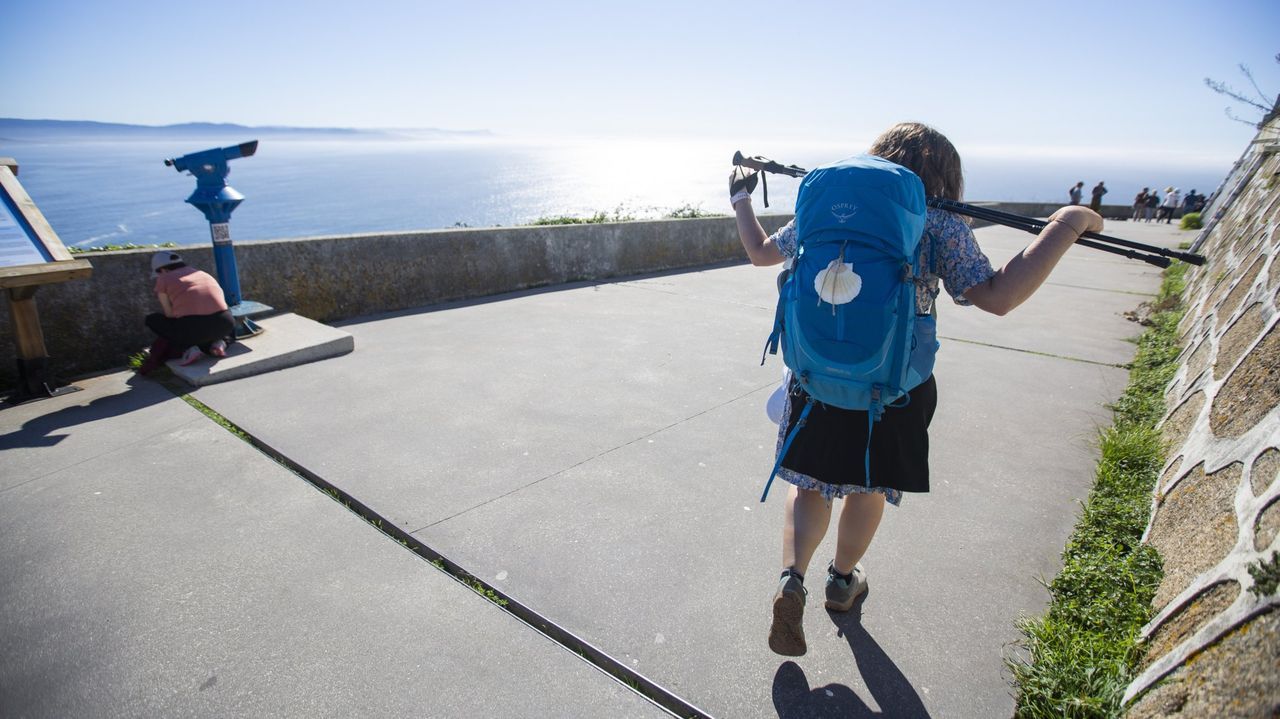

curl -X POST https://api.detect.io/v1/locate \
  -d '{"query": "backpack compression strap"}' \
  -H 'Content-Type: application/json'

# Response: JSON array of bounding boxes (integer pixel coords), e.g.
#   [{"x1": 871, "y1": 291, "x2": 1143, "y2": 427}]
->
[
  {"x1": 761, "y1": 394, "x2": 815, "y2": 502},
  {"x1": 761, "y1": 307, "x2": 784, "y2": 364}
]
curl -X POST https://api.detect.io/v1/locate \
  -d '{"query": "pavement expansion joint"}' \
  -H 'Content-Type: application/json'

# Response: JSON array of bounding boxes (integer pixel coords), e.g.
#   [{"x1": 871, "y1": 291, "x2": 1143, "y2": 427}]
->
[
  {"x1": 154, "y1": 376, "x2": 714, "y2": 719},
  {"x1": 1041, "y1": 280, "x2": 1154, "y2": 296},
  {"x1": 416, "y1": 379, "x2": 779, "y2": 533},
  {"x1": 936, "y1": 335, "x2": 1129, "y2": 368}
]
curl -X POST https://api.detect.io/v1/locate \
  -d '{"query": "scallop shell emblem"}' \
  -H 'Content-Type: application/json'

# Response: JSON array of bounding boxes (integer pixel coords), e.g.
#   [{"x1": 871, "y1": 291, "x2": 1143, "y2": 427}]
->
[{"x1": 814, "y1": 259, "x2": 861, "y2": 305}]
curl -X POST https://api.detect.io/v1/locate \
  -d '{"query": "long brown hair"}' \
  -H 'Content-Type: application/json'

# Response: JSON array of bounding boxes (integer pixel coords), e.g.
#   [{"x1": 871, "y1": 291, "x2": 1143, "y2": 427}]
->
[{"x1": 868, "y1": 122, "x2": 964, "y2": 201}]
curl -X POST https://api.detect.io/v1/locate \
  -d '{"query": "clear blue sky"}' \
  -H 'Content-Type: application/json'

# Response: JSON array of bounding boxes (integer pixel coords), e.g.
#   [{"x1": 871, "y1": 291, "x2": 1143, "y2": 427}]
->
[{"x1": 5, "y1": 0, "x2": 1278, "y2": 166}]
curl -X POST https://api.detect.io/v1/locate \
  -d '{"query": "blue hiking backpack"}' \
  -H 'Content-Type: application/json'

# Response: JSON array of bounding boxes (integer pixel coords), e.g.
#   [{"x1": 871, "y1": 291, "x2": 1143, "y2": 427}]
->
[{"x1": 760, "y1": 154, "x2": 937, "y2": 501}]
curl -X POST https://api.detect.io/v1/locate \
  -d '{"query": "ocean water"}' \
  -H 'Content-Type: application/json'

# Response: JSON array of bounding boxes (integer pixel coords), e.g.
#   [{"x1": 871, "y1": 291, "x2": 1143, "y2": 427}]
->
[{"x1": 0, "y1": 136, "x2": 1233, "y2": 249}]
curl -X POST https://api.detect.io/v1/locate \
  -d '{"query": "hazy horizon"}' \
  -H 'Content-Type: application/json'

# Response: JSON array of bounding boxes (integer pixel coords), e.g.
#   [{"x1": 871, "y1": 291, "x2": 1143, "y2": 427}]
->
[
  {"x1": 6, "y1": 0, "x2": 1277, "y2": 177},
  {"x1": 7, "y1": 132, "x2": 1234, "y2": 252}
]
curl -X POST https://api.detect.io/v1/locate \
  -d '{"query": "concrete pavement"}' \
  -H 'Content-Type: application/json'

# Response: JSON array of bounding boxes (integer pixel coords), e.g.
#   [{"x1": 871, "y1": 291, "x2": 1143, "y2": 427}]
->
[
  {"x1": 0, "y1": 373, "x2": 669, "y2": 717},
  {"x1": 1, "y1": 219, "x2": 1191, "y2": 717}
]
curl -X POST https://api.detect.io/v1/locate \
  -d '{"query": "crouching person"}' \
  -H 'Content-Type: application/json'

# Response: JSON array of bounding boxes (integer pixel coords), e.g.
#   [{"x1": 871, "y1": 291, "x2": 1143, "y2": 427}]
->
[{"x1": 138, "y1": 251, "x2": 234, "y2": 374}]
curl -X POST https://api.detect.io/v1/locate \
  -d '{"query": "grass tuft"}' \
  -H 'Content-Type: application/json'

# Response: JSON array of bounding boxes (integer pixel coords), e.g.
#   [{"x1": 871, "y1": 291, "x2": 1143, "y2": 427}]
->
[
  {"x1": 1248, "y1": 552, "x2": 1280, "y2": 597},
  {"x1": 179, "y1": 394, "x2": 247, "y2": 439},
  {"x1": 1008, "y1": 262, "x2": 1188, "y2": 717}
]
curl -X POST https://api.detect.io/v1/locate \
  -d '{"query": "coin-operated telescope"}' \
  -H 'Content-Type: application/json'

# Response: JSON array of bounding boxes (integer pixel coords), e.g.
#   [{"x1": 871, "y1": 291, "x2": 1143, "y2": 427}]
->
[{"x1": 164, "y1": 140, "x2": 270, "y2": 337}]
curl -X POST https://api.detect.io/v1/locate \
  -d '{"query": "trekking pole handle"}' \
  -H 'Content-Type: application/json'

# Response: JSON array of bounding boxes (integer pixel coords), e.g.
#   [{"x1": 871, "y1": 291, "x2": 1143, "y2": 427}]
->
[{"x1": 732, "y1": 151, "x2": 808, "y2": 178}]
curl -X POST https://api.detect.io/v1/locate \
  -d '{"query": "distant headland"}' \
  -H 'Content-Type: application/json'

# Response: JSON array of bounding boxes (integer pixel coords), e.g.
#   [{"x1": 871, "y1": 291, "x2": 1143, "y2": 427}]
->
[{"x1": 0, "y1": 118, "x2": 493, "y2": 142}]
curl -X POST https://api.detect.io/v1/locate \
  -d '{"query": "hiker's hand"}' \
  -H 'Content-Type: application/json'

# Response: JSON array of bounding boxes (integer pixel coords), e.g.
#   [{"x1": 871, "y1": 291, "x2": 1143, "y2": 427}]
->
[
  {"x1": 729, "y1": 166, "x2": 758, "y2": 203},
  {"x1": 1048, "y1": 206, "x2": 1103, "y2": 235}
]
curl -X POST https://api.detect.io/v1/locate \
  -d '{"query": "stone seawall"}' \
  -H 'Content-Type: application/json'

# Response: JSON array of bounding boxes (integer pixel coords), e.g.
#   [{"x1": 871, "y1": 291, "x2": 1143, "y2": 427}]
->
[
  {"x1": 1124, "y1": 118, "x2": 1280, "y2": 715},
  {"x1": 0, "y1": 215, "x2": 791, "y2": 390},
  {"x1": 0, "y1": 198, "x2": 1143, "y2": 393},
  {"x1": 967, "y1": 201, "x2": 1139, "y2": 223}
]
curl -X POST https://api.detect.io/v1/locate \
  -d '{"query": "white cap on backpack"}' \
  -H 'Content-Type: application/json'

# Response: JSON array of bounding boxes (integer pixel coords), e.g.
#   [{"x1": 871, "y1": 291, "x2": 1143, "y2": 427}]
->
[{"x1": 151, "y1": 251, "x2": 183, "y2": 276}]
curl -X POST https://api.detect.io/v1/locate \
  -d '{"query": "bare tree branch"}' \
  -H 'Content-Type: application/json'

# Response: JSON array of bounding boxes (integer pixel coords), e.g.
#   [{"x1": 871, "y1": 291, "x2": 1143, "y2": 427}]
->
[
  {"x1": 1224, "y1": 107, "x2": 1260, "y2": 126},
  {"x1": 1205, "y1": 54, "x2": 1279, "y2": 128},
  {"x1": 1204, "y1": 77, "x2": 1273, "y2": 113},
  {"x1": 1238, "y1": 64, "x2": 1272, "y2": 106}
]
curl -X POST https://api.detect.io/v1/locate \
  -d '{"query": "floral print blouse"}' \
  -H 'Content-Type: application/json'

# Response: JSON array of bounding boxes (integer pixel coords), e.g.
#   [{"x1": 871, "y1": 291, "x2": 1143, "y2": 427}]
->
[{"x1": 770, "y1": 208, "x2": 996, "y2": 314}]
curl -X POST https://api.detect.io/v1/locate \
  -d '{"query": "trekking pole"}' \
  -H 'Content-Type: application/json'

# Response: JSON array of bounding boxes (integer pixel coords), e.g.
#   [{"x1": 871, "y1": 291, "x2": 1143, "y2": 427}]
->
[
  {"x1": 732, "y1": 152, "x2": 1206, "y2": 268},
  {"x1": 926, "y1": 197, "x2": 1204, "y2": 266},
  {"x1": 925, "y1": 199, "x2": 1173, "y2": 268}
]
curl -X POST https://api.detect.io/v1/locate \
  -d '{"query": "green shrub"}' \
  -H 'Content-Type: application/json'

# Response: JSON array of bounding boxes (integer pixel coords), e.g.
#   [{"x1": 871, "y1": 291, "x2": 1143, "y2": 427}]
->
[
  {"x1": 1179, "y1": 212, "x2": 1202, "y2": 230},
  {"x1": 69, "y1": 241, "x2": 177, "y2": 254},
  {"x1": 664, "y1": 203, "x2": 724, "y2": 219},
  {"x1": 529, "y1": 206, "x2": 635, "y2": 226}
]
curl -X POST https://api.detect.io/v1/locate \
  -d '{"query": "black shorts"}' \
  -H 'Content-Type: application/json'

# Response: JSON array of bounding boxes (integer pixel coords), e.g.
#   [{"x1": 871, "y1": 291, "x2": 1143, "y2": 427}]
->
[{"x1": 779, "y1": 376, "x2": 938, "y2": 493}]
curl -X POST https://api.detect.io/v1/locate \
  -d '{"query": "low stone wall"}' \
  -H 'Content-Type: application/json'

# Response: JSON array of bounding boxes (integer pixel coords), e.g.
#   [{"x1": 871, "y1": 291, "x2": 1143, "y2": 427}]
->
[
  {"x1": 1123, "y1": 118, "x2": 1280, "y2": 715},
  {"x1": 967, "y1": 201, "x2": 1137, "y2": 223},
  {"x1": 0, "y1": 215, "x2": 791, "y2": 390},
  {"x1": 0, "y1": 197, "x2": 1146, "y2": 393}
]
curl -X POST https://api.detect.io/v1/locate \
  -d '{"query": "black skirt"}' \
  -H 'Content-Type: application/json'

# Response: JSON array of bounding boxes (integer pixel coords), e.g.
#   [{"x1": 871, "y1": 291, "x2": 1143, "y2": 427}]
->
[{"x1": 778, "y1": 376, "x2": 938, "y2": 493}]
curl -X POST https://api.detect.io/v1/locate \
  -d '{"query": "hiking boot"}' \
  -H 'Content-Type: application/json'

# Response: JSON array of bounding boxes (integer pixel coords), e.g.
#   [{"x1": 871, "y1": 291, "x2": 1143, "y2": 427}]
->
[
  {"x1": 179, "y1": 346, "x2": 204, "y2": 366},
  {"x1": 768, "y1": 572, "x2": 807, "y2": 656},
  {"x1": 209, "y1": 339, "x2": 227, "y2": 358},
  {"x1": 825, "y1": 561, "x2": 867, "y2": 612}
]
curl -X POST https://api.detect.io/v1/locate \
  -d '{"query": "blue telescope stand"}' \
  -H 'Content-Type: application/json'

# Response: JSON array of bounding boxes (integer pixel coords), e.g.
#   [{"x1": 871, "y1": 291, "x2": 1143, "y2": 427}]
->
[{"x1": 164, "y1": 140, "x2": 271, "y2": 338}]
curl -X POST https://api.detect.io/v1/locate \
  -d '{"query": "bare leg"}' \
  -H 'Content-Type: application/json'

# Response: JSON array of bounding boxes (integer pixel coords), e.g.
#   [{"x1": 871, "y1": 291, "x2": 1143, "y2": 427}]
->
[
  {"x1": 832, "y1": 492, "x2": 886, "y2": 574},
  {"x1": 782, "y1": 485, "x2": 833, "y2": 576}
]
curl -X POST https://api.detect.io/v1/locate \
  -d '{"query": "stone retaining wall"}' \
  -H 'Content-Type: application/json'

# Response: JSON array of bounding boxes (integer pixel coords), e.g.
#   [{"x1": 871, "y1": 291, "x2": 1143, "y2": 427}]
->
[{"x1": 1124, "y1": 117, "x2": 1280, "y2": 715}]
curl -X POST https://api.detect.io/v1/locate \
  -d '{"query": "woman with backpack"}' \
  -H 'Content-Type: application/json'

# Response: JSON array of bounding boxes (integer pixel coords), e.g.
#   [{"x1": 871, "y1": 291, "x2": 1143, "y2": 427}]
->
[{"x1": 729, "y1": 122, "x2": 1103, "y2": 657}]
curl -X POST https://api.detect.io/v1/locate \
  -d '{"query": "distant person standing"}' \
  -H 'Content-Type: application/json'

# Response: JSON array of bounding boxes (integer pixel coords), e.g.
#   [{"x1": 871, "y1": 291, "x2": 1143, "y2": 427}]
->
[
  {"x1": 1182, "y1": 190, "x2": 1200, "y2": 215},
  {"x1": 1144, "y1": 189, "x2": 1160, "y2": 222},
  {"x1": 1132, "y1": 187, "x2": 1149, "y2": 221},
  {"x1": 1068, "y1": 181, "x2": 1084, "y2": 205},
  {"x1": 1089, "y1": 181, "x2": 1108, "y2": 212},
  {"x1": 1159, "y1": 187, "x2": 1181, "y2": 224}
]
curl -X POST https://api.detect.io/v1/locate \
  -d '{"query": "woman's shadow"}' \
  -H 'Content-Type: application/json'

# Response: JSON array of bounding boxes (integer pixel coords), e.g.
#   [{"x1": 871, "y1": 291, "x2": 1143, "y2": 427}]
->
[
  {"x1": 0, "y1": 374, "x2": 174, "y2": 451},
  {"x1": 772, "y1": 596, "x2": 931, "y2": 718}
]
